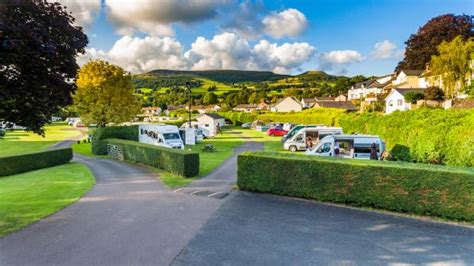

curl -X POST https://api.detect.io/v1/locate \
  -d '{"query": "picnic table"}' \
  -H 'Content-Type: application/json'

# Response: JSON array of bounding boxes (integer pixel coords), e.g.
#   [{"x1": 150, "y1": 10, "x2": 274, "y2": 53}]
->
[{"x1": 202, "y1": 144, "x2": 216, "y2": 152}]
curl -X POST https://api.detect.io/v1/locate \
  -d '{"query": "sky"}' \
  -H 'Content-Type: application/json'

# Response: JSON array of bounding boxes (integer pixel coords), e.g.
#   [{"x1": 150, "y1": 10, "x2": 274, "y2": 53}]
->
[{"x1": 56, "y1": 0, "x2": 472, "y2": 77}]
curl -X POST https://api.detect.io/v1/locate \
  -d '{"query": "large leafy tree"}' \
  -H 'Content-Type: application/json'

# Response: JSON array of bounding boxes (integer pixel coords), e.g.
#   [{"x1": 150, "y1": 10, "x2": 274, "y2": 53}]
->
[
  {"x1": 429, "y1": 36, "x2": 474, "y2": 98},
  {"x1": 396, "y1": 14, "x2": 472, "y2": 71},
  {"x1": 0, "y1": 0, "x2": 88, "y2": 134},
  {"x1": 73, "y1": 60, "x2": 140, "y2": 127}
]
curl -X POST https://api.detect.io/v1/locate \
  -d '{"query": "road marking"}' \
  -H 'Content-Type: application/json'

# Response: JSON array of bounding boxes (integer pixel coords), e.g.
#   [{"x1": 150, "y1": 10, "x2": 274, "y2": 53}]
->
[
  {"x1": 207, "y1": 192, "x2": 225, "y2": 198},
  {"x1": 190, "y1": 189, "x2": 207, "y2": 195},
  {"x1": 174, "y1": 188, "x2": 186, "y2": 193}
]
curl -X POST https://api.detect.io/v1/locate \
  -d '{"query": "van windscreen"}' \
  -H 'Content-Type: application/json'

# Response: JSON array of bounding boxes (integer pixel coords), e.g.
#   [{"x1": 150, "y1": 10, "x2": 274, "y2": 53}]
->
[{"x1": 163, "y1": 133, "x2": 181, "y2": 140}]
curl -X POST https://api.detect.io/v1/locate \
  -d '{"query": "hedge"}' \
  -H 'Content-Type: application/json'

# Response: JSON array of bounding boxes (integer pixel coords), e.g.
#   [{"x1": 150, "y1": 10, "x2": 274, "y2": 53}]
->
[
  {"x1": 92, "y1": 125, "x2": 138, "y2": 154},
  {"x1": 339, "y1": 108, "x2": 474, "y2": 167},
  {"x1": 238, "y1": 152, "x2": 474, "y2": 221},
  {"x1": 102, "y1": 138, "x2": 199, "y2": 177},
  {"x1": 0, "y1": 148, "x2": 73, "y2": 177}
]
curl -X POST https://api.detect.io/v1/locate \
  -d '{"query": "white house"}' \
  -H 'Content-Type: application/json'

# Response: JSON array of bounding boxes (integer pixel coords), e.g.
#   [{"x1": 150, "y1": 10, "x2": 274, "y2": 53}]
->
[
  {"x1": 196, "y1": 113, "x2": 226, "y2": 128},
  {"x1": 272, "y1": 97, "x2": 303, "y2": 112},
  {"x1": 392, "y1": 70, "x2": 424, "y2": 88},
  {"x1": 348, "y1": 74, "x2": 394, "y2": 101},
  {"x1": 301, "y1": 98, "x2": 316, "y2": 108},
  {"x1": 385, "y1": 88, "x2": 425, "y2": 114},
  {"x1": 141, "y1": 107, "x2": 162, "y2": 116}
]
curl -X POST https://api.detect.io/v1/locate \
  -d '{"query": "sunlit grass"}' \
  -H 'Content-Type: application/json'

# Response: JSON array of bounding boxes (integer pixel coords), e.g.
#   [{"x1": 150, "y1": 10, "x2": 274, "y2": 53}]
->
[{"x1": 0, "y1": 163, "x2": 95, "y2": 237}]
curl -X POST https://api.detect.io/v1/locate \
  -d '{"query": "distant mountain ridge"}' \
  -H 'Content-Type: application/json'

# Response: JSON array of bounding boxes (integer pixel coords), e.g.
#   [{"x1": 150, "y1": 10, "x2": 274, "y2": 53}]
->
[{"x1": 144, "y1": 69, "x2": 291, "y2": 83}]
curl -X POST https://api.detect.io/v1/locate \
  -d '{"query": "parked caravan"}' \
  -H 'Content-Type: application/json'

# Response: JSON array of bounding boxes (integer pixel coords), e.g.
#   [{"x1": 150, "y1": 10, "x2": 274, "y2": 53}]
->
[
  {"x1": 180, "y1": 122, "x2": 212, "y2": 138},
  {"x1": 305, "y1": 134, "x2": 385, "y2": 160},
  {"x1": 281, "y1": 124, "x2": 325, "y2": 143},
  {"x1": 283, "y1": 127, "x2": 343, "y2": 152},
  {"x1": 139, "y1": 124, "x2": 184, "y2": 149}
]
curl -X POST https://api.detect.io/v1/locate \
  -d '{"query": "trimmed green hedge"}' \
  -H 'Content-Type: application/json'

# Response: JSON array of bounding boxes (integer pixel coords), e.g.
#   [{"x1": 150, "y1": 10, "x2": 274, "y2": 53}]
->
[
  {"x1": 0, "y1": 148, "x2": 73, "y2": 176},
  {"x1": 103, "y1": 139, "x2": 199, "y2": 177},
  {"x1": 238, "y1": 152, "x2": 474, "y2": 221},
  {"x1": 339, "y1": 108, "x2": 474, "y2": 167},
  {"x1": 92, "y1": 126, "x2": 138, "y2": 154}
]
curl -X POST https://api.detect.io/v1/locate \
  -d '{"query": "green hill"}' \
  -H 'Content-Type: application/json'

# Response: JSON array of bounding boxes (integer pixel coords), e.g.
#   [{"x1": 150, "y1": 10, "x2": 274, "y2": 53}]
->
[
  {"x1": 296, "y1": 70, "x2": 339, "y2": 82},
  {"x1": 145, "y1": 69, "x2": 290, "y2": 83}
]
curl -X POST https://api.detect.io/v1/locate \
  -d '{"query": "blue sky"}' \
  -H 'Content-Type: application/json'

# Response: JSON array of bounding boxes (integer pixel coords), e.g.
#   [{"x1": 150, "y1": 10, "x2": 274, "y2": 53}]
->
[{"x1": 66, "y1": 0, "x2": 472, "y2": 77}]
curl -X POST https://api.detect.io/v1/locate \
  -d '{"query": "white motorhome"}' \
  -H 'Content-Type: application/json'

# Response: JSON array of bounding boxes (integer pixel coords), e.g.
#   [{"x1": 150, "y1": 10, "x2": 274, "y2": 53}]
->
[
  {"x1": 283, "y1": 127, "x2": 343, "y2": 152},
  {"x1": 305, "y1": 134, "x2": 385, "y2": 160},
  {"x1": 138, "y1": 124, "x2": 184, "y2": 149},
  {"x1": 180, "y1": 121, "x2": 212, "y2": 138}
]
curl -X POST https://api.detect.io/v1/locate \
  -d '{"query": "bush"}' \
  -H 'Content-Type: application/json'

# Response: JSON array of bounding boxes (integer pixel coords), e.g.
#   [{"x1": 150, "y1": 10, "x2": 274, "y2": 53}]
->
[
  {"x1": 0, "y1": 148, "x2": 73, "y2": 176},
  {"x1": 238, "y1": 152, "x2": 474, "y2": 221},
  {"x1": 103, "y1": 139, "x2": 199, "y2": 177},
  {"x1": 0, "y1": 130, "x2": 5, "y2": 138},
  {"x1": 424, "y1": 86, "x2": 444, "y2": 100},
  {"x1": 404, "y1": 91, "x2": 425, "y2": 103},
  {"x1": 92, "y1": 125, "x2": 138, "y2": 154}
]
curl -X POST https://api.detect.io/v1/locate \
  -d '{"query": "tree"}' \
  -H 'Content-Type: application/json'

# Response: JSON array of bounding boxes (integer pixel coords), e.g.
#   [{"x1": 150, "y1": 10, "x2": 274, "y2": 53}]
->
[
  {"x1": 73, "y1": 60, "x2": 140, "y2": 127},
  {"x1": 202, "y1": 92, "x2": 218, "y2": 105},
  {"x1": 0, "y1": 0, "x2": 88, "y2": 134},
  {"x1": 423, "y1": 86, "x2": 444, "y2": 100},
  {"x1": 429, "y1": 36, "x2": 474, "y2": 98},
  {"x1": 404, "y1": 92, "x2": 424, "y2": 104},
  {"x1": 396, "y1": 14, "x2": 472, "y2": 71}
]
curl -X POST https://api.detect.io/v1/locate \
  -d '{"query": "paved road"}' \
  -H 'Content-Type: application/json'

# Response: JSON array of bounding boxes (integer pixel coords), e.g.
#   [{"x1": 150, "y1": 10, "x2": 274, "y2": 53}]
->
[
  {"x1": 0, "y1": 154, "x2": 223, "y2": 266},
  {"x1": 173, "y1": 192, "x2": 474, "y2": 265}
]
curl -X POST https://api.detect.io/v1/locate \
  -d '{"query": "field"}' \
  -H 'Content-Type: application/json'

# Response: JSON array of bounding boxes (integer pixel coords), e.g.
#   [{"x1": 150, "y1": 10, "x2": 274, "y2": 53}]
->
[
  {"x1": 0, "y1": 163, "x2": 95, "y2": 236},
  {"x1": 191, "y1": 78, "x2": 240, "y2": 95},
  {"x1": 0, "y1": 123, "x2": 82, "y2": 157}
]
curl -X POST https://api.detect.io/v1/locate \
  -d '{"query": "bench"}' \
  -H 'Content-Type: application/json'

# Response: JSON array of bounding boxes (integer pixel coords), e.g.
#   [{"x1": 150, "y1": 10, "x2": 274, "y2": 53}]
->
[{"x1": 202, "y1": 144, "x2": 216, "y2": 152}]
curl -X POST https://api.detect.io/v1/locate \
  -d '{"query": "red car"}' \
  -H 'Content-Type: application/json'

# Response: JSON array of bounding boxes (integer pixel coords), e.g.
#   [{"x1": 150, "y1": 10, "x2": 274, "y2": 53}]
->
[{"x1": 267, "y1": 127, "x2": 288, "y2": 136}]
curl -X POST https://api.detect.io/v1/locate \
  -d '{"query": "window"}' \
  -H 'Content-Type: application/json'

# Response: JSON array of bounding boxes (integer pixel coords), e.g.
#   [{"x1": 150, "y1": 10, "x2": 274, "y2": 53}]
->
[
  {"x1": 397, "y1": 99, "x2": 403, "y2": 106},
  {"x1": 294, "y1": 134, "x2": 304, "y2": 142},
  {"x1": 317, "y1": 142, "x2": 331, "y2": 153},
  {"x1": 335, "y1": 140, "x2": 353, "y2": 157},
  {"x1": 163, "y1": 133, "x2": 181, "y2": 140},
  {"x1": 388, "y1": 100, "x2": 393, "y2": 107}
]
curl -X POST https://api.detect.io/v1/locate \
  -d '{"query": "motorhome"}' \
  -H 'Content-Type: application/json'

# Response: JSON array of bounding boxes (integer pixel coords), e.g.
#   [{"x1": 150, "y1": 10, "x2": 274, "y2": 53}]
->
[
  {"x1": 305, "y1": 134, "x2": 385, "y2": 160},
  {"x1": 180, "y1": 122, "x2": 212, "y2": 138},
  {"x1": 138, "y1": 124, "x2": 184, "y2": 149},
  {"x1": 281, "y1": 124, "x2": 325, "y2": 143},
  {"x1": 283, "y1": 127, "x2": 343, "y2": 152}
]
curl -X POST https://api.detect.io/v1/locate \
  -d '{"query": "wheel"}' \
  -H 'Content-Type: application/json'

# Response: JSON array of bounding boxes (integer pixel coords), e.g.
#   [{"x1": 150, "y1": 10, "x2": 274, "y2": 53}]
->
[{"x1": 290, "y1": 146, "x2": 297, "y2": 152}]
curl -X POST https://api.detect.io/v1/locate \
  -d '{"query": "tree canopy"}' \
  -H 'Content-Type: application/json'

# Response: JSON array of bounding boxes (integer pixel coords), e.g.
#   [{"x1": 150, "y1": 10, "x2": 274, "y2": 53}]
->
[
  {"x1": 73, "y1": 60, "x2": 140, "y2": 127},
  {"x1": 0, "y1": 0, "x2": 88, "y2": 134},
  {"x1": 429, "y1": 36, "x2": 474, "y2": 98},
  {"x1": 396, "y1": 14, "x2": 472, "y2": 72}
]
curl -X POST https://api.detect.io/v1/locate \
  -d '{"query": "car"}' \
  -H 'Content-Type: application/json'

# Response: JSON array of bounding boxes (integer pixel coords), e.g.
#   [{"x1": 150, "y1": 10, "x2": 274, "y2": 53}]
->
[
  {"x1": 267, "y1": 127, "x2": 288, "y2": 136},
  {"x1": 241, "y1": 122, "x2": 251, "y2": 129}
]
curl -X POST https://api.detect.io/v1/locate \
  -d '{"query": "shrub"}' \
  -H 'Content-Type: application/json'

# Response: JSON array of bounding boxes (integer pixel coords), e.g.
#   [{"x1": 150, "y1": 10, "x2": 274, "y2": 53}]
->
[
  {"x1": 103, "y1": 139, "x2": 199, "y2": 177},
  {"x1": 0, "y1": 130, "x2": 5, "y2": 138},
  {"x1": 238, "y1": 152, "x2": 474, "y2": 221},
  {"x1": 424, "y1": 86, "x2": 444, "y2": 100},
  {"x1": 92, "y1": 125, "x2": 138, "y2": 154},
  {"x1": 0, "y1": 148, "x2": 73, "y2": 176},
  {"x1": 404, "y1": 91, "x2": 425, "y2": 103}
]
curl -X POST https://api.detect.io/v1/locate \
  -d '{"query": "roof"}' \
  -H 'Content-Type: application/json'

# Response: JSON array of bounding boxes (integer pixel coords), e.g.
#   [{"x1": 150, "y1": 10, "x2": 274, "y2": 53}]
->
[
  {"x1": 453, "y1": 99, "x2": 474, "y2": 109},
  {"x1": 314, "y1": 101, "x2": 358, "y2": 111},
  {"x1": 353, "y1": 80, "x2": 374, "y2": 89},
  {"x1": 197, "y1": 113, "x2": 225, "y2": 120},
  {"x1": 275, "y1": 96, "x2": 303, "y2": 106},
  {"x1": 314, "y1": 96, "x2": 335, "y2": 102},
  {"x1": 301, "y1": 98, "x2": 316, "y2": 103},
  {"x1": 400, "y1": 69, "x2": 424, "y2": 76},
  {"x1": 141, "y1": 107, "x2": 161, "y2": 110}
]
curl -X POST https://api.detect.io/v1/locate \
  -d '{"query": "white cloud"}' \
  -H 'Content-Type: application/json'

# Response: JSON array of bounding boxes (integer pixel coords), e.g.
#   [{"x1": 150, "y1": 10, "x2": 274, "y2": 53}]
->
[
  {"x1": 77, "y1": 36, "x2": 186, "y2": 73},
  {"x1": 262, "y1": 8, "x2": 308, "y2": 38},
  {"x1": 104, "y1": 0, "x2": 227, "y2": 36},
  {"x1": 51, "y1": 0, "x2": 101, "y2": 28},
  {"x1": 319, "y1": 50, "x2": 365, "y2": 75},
  {"x1": 78, "y1": 33, "x2": 315, "y2": 75},
  {"x1": 372, "y1": 40, "x2": 404, "y2": 59}
]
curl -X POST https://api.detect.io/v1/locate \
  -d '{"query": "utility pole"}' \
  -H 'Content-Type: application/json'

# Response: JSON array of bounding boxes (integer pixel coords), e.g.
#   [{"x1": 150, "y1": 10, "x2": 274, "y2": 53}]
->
[{"x1": 186, "y1": 82, "x2": 192, "y2": 127}]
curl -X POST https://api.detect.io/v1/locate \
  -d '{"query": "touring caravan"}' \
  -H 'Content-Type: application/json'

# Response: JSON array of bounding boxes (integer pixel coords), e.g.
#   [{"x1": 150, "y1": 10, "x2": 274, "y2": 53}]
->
[
  {"x1": 138, "y1": 124, "x2": 184, "y2": 149},
  {"x1": 180, "y1": 122, "x2": 212, "y2": 138},
  {"x1": 283, "y1": 127, "x2": 343, "y2": 152},
  {"x1": 305, "y1": 134, "x2": 385, "y2": 160},
  {"x1": 281, "y1": 124, "x2": 325, "y2": 143}
]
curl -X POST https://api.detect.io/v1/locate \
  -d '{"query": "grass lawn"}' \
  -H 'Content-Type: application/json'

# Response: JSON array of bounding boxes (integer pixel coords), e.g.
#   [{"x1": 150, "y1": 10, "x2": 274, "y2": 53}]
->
[
  {"x1": 239, "y1": 128, "x2": 286, "y2": 152},
  {"x1": 0, "y1": 163, "x2": 95, "y2": 237},
  {"x1": 72, "y1": 140, "x2": 108, "y2": 159},
  {"x1": 0, "y1": 122, "x2": 81, "y2": 157}
]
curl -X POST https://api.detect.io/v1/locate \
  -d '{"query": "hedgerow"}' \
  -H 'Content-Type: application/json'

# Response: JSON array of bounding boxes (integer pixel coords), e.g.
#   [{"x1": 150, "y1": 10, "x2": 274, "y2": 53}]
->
[
  {"x1": 238, "y1": 152, "x2": 474, "y2": 221},
  {"x1": 102, "y1": 138, "x2": 199, "y2": 177},
  {"x1": 0, "y1": 148, "x2": 73, "y2": 176},
  {"x1": 92, "y1": 125, "x2": 138, "y2": 154}
]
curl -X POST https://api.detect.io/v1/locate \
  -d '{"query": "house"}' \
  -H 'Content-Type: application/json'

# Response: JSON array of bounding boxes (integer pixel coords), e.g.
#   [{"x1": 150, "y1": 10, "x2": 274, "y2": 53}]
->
[
  {"x1": 334, "y1": 94, "x2": 348, "y2": 102},
  {"x1": 167, "y1": 105, "x2": 186, "y2": 111},
  {"x1": 233, "y1": 104, "x2": 258, "y2": 112},
  {"x1": 272, "y1": 97, "x2": 303, "y2": 112},
  {"x1": 313, "y1": 101, "x2": 358, "y2": 111},
  {"x1": 314, "y1": 96, "x2": 335, "y2": 102},
  {"x1": 301, "y1": 98, "x2": 316, "y2": 108},
  {"x1": 141, "y1": 107, "x2": 161, "y2": 116},
  {"x1": 348, "y1": 74, "x2": 394, "y2": 101},
  {"x1": 392, "y1": 70, "x2": 424, "y2": 88},
  {"x1": 257, "y1": 101, "x2": 270, "y2": 110},
  {"x1": 196, "y1": 113, "x2": 226, "y2": 128},
  {"x1": 385, "y1": 88, "x2": 425, "y2": 114}
]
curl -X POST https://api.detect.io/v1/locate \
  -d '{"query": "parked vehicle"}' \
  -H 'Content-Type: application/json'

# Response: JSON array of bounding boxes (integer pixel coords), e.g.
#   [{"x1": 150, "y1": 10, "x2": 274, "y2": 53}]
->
[
  {"x1": 241, "y1": 122, "x2": 252, "y2": 129},
  {"x1": 139, "y1": 124, "x2": 184, "y2": 149},
  {"x1": 283, "y1": 127, "x2": 343, "y2": 152},
  {"x1": 67, "y1": 117, "x2": 81, "y2": 126},
  {"x1": 180, "y1": 122, "x2": 212, "y2": 138},
  {"x1": 51, "y1": 116, "x2": 62, "y2": 122},
  {"x1": 305, "y1": 134, "x2": 385, "y2": 160},
  {"x1": 281, "y1": 124, "x2": 325, "y2": 143},
  {"x1": 179, "y1": 124, "x2": 205, "y2": 142},
  {"x1": 0, "y1": 121, "x2": 26, "y2": 130},
  {"x1": 267, "y1": 127, "x2": 288, "y2": 136}
]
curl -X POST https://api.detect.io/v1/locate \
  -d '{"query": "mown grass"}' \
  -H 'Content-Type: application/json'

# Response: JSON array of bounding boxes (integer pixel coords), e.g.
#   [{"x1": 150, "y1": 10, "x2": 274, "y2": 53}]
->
[
  {"x1": 0, "y1": 163, "x2": 95, "y2": 237},
  {"x1": 0, "y1": 122, "x2": 81, "y2": 157}
]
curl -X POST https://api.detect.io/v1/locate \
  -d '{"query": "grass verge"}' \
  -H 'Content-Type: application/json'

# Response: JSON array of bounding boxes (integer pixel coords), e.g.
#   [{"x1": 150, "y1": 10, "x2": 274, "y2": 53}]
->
[{"x1": 0, "y1": 163, "x2": 95, "y2": 237}]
